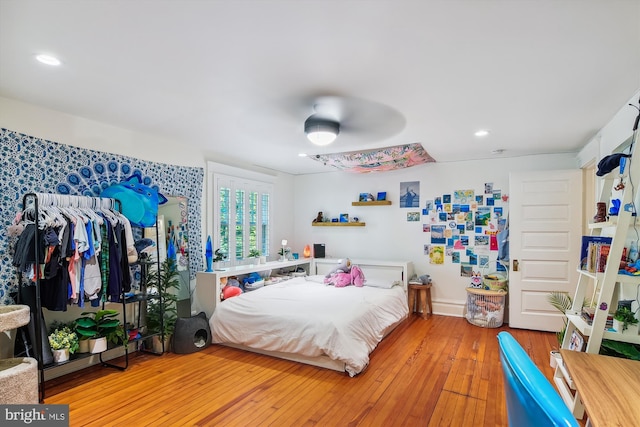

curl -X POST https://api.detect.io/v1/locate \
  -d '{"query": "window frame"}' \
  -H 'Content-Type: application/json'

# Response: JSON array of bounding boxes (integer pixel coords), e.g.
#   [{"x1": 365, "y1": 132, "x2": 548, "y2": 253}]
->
[{"x1": 207, "y1": 162, "x2": 274, "y2": 267}]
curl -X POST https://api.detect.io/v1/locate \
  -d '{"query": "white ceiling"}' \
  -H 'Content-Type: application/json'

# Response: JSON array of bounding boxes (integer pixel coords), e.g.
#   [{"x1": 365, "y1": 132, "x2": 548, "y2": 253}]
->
[{"x1": 1, "y1": 0, "x2": 639, "y2": 175}]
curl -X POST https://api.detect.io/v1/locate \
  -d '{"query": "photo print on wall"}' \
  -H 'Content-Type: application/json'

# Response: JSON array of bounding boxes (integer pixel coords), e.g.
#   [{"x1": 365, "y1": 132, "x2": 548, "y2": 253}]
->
[
  {"x1": 421, "y1": 182, "x2": 509, "y2": 276},
  {"x1": 400, "y1": 181, "x2": 419, "y2": 208}
]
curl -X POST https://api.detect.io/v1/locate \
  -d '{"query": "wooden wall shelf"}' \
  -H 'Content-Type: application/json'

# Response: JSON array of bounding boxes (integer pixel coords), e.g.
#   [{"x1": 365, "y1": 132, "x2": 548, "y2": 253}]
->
[
  {"x1": 312, "y1": 222, "x2": 366, "y2": 227},
  {"x1": 351, "y1": 201, "x2": 392, "y2": 206}
]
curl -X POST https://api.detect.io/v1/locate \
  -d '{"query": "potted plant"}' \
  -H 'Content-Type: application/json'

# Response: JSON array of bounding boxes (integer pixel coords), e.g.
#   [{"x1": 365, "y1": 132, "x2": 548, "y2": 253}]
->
[
  {"x1": 75, "y1": 309, "x2": 127, "y2": 354},
  {"x1": 213, "y1": 248, "x2": 226, "y2": 269},
  {"x1": 613, "y1": 307, "x2": 639, "y2": 333},
  {"x1": 248, "y1": 248, "x2": 261, "y2": 259},
  {"x1": 278, "y1": 247, "x2": 291, "y2": 261},
  {"x1": 547, "y1": 291, "x2": 574, "y2": 368},
  {"x1": 146, "y1": 257, "x2": 180, "y2": 353},
  {"x1": 48, "y1": 326, "x2": 79, "y2": 363},
  {"x1": 248, "y1": 248, "x2": 265, "y2": 264}
]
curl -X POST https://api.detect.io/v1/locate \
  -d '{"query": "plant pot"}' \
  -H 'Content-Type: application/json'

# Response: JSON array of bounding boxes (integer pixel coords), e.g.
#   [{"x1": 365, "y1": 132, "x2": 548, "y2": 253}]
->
[
  {"x1": 78, "y1": 339, "x2": 90, "y2": 353},
  {"x1": 52, "y1": 348, "x2": 70, "y2": 363},
  {"x1": 89, "y1": 337, "x2": 107, "y2": 354},
  {"x1": 613, "y1": 319, "x2": 624, "y2": 332},
  {"x1": 549, "y1": 350, "x2": 562, "y2": 368},
  {"x1": 259, "y1": 256, "x2": 267, "y2": 264},
  {"x1": 152, "y1": 335, "x2": 171, "y2": 353}
]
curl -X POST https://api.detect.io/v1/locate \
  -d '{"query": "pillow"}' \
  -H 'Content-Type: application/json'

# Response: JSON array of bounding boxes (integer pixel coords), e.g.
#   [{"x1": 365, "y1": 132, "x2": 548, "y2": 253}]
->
[{"x1": 364, "y1": 279, "x2": 401, "y2": 289}]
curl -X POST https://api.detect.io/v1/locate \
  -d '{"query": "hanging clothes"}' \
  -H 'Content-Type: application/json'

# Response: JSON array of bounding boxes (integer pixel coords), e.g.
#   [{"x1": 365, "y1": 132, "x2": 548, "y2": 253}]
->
[{"x1": 10, "y1": 193, "x2": 136, "y2": 310}]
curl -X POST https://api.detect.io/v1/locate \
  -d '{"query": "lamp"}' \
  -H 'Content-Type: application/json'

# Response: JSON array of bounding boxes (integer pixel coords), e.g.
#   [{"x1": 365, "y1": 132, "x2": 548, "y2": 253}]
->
[
  {"x1": 304, "y1": 115, "x2": 339, "y2": 146},
  {"x1": 281, "y1": 239, "x2": 287, "y2": 262}
]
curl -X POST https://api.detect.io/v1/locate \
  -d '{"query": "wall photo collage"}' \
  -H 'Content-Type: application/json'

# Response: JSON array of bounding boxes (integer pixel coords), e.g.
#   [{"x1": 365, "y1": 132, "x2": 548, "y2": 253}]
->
[{"x1": 416, "y1": 182, "x2": 508, "y2": 278}]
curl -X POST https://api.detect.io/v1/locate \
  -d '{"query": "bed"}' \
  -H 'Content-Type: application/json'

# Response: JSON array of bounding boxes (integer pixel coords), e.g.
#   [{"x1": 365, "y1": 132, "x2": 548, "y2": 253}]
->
[{"x1": 208, "y1": 259, "x2": 412, "y2": 376}]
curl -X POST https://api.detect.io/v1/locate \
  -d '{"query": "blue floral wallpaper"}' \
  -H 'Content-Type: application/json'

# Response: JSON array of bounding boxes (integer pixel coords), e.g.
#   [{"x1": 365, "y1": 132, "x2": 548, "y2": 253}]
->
[{"x1": 0, "y1": 128, "x2": 204, "y2": 305}]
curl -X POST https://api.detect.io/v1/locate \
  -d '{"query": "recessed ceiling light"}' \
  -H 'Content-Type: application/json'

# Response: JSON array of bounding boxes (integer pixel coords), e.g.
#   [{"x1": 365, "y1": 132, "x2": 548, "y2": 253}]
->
[
  {"x1": 35, "y1": 54, "x2": 61, "y2": 66},
  {"x1": 474, "y1": 129, "x2": 490, "y2": 137},
  {"x1": 298, "y1": 153, "x2": 307, "y2": 157}
]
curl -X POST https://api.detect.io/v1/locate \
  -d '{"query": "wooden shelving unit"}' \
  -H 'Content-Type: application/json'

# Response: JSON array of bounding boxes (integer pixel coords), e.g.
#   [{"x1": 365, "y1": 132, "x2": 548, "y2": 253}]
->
[
  {"x1": 311, "y1": 222, "x2": 366, "y2": 227},
  {"x1": 351, "y1": 201, "x2": 392, "y2": 206},
  {"x1": 554, "y1": 140, "x2": 640, "y2": 419}
]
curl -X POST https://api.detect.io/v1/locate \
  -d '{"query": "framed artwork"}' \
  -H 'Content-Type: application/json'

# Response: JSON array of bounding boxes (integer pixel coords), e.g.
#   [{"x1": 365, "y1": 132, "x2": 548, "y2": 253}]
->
[
  {"x1": 377, "y1": 191, "x2": 386, "y2": 201},
  {"x1": 339, "y1": 213, "x2": 349, "y2": 223},
  {"x1": 400, "y1": 181, "x2": 419, "y2": 208},
  {"x1": 359, "y1": 193, "x2": 368, "y2": 202},
  {"x1": 568, "y1": 329, "x2": 586, "y2": 352}
]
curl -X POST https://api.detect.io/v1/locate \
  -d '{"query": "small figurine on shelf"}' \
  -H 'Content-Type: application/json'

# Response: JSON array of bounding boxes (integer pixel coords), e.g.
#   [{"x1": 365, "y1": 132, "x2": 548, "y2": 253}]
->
[{"x1": 313, "y1": 211, "x2": 324, "y2": 223}]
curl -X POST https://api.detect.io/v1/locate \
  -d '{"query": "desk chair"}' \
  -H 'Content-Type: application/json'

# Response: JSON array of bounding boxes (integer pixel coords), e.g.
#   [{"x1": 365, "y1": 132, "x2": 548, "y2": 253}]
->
[{"x1": 497, "y1": 331, "x2": 579, "y2": 427}]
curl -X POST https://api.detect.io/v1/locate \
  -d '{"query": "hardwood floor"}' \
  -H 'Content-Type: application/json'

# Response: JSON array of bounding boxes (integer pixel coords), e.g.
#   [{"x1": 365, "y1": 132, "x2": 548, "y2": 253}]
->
[{"x1": 44, "y1": 315, "x2": 567, "y2": 426}]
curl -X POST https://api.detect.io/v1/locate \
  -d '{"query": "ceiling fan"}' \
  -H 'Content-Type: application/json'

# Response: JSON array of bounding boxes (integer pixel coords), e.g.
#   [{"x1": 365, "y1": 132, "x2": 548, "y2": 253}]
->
[{"x1": 286, "y1": 94, "x2": 407, "y2": 147}]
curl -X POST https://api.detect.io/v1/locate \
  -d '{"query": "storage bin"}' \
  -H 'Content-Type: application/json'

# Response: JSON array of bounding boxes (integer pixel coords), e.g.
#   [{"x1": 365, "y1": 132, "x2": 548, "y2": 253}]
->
[
  {"x1": 244, "y1": 280, "x2": 265, "y2": 291},
  {"x1": 481, "y1": 260, "x2": 509, "y2": 291},
  {"x1": 465, "y1": 288, "x2": 507, "y2": 328}
]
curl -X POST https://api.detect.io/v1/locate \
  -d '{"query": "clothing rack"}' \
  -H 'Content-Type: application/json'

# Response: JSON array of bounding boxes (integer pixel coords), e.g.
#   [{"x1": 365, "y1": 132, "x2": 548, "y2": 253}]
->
[{"x1": 18, "y1": 192, "x2": 160, "y2": 402}]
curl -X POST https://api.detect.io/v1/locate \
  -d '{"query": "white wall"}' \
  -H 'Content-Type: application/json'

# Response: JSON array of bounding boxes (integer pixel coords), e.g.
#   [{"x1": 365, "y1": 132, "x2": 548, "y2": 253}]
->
[
  {"x1": 0, "y1": 96, "x2": 297, "y2": 267},
  {"x1": 6, "y1": 93, "x2": 636, "y2": 318},
  {"x1": 578, "y1": 90, "x2": 640, "y2": 208},
  {"x1": 0, "y1": 96, "x2": 204, "y2": 168},
  {"x1": 293, "y1": 153, "x2": 579, "y2": 315}
]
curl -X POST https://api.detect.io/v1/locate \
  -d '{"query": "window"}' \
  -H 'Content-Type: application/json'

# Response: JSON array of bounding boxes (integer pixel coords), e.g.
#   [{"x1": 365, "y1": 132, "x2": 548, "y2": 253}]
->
[{"x1": 210, "y1": 164, "x2": 273, "y2": 266}]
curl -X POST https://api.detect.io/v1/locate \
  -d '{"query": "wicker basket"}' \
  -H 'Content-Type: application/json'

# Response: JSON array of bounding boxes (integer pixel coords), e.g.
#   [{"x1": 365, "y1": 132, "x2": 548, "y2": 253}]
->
[
  {"x1": 465, "y1": 288, "x2": 507, "y2": 328},
  {"x1": 481, "y1": 260, "x2": 509, "y2": 291}
]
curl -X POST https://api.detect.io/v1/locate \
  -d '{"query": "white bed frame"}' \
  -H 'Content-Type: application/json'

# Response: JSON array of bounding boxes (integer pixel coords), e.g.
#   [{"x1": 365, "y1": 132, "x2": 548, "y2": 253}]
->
[{"x1": 213, "y1": 258, "x2": 413, "y2": 374}]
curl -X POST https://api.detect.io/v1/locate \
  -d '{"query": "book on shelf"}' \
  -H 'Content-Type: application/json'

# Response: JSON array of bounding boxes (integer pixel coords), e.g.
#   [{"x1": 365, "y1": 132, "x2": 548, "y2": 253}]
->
[
  {"x1": 580, "y1": 235, "x2": 626, "y2": 273},
  {"x1": 581, "y1": 306, "x2": 613, "y2": 328},
  {"x1": 580, "y1": 236, "x2": 612, "y2": 271}
]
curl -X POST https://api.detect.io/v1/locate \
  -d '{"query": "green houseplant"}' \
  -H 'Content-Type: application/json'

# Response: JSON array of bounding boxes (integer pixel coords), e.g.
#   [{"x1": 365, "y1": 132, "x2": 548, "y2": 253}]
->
[
  {"x1": 75, "y1": 309, "x2": 127, "y2": 353},
  {"x1": 213, "y1": 249, "x2": 226, "y2": 262},
  {"x1": 248, "y1": 248, "x2": 261, "y2": 258},
  {"x1": 613, "y1": 307, "x2": 639, "y2": 332},
  {"x1": 547, "y1": 291, "x2": 574, "y2": 347},
  {"x1": 146, "y1": 257, "x2": 180, "y2": 352},
  {"x1": 213, "y1": 248, "x2": 226, "y2": 269}
]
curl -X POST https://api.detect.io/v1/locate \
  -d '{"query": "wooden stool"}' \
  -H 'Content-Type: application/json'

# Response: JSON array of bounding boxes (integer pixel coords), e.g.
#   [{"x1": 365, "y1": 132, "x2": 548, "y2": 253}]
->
[{"x1": 408, "y1": 283, "x2": 433, "y2": 318}]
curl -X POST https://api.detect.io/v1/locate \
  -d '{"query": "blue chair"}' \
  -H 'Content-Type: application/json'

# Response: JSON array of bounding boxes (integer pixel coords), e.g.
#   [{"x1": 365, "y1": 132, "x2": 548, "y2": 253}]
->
[{"x1": 497, "y1": 331, "x2": 579, "y2": 427}]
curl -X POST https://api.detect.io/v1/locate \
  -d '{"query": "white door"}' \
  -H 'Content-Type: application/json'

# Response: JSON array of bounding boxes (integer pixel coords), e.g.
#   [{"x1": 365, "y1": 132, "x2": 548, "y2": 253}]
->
[{"x1": 509, "y1": 169, "x2": 582, "y2": 331}]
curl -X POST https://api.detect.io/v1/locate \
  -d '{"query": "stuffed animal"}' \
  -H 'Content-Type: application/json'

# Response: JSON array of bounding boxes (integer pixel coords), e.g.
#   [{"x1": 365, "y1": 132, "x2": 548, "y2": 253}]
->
[
  {"x1": 313, "y1": 211, "x2": 324, "y2": 223},
  {"x1": 324, "y1": 262, "x2": 365, "y2": 287},
  {"x1": 325, "y1": 258, "x2": 351, "y2": 278},
  {"x1": 469, "y1": 272, "x2": 483, "y2": 289},
  {"x1": 220, "y1": 276, "x2": 243, "y2": 300},
  {"x1": 350, "y1": 265, "x2": 365, "y2": 287}
]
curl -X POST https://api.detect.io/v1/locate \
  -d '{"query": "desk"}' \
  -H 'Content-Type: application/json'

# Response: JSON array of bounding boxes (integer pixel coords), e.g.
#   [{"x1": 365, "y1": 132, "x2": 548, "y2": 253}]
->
[{"x1": 560, "y1": 350, "x2": 640, "y2": 427}]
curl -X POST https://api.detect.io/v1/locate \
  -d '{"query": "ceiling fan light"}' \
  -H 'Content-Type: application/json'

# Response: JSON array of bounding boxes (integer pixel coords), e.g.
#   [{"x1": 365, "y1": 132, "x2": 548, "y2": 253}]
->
[{"x1": 305, "y1": 116, "x2": 339, "y2": 146}]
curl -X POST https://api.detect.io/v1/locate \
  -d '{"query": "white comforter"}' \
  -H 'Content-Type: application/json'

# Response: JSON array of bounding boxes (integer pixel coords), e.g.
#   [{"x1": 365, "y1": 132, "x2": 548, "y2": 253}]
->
[{"x1": 209, "y1": 275, "x2": 408, "y2": 376}]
